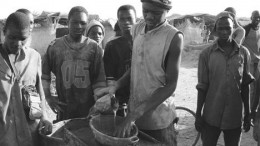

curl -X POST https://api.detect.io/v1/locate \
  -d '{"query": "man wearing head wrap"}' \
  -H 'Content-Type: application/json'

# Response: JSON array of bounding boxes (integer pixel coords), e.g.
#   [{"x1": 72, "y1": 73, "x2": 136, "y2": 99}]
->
[
  {"x1": 243, "y1": 10, "x2": 260, "y2": 123},
  {"x1": 16, "y1": 9, "x2": 34, "y2": 47},
  {"x1": 247, "y1": 10, "x2": 260, "y2": 146},
  {"x1": 86, "y1": 19, "x2": 105, "y2": 47},
  {"x1": 100, "y1": 0, "x2": 183, "y2": 145},
  {"x1": 224, "y1": 7, "x2": 245, "y2": 46},
  {"x1": 0, "y1": 12, "x2": 52, "y2": 146},
  {"x1": 42, "y1": 6, "x2": 106, "y2": 121},
  {"x1": 195, "y1": 11, "x2": 254, "y2": 146}
]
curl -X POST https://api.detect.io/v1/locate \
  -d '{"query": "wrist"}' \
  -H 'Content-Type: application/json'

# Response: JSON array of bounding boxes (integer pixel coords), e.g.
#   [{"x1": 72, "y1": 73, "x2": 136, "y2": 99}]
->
[{"x1": 127, "y1": 111, "x2": 142, "y2": 122}]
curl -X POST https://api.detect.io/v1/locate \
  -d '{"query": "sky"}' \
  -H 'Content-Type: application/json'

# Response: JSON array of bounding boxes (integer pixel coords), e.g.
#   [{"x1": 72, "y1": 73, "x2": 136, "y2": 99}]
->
[{"x1": 0, "y1": 0, "x2": 259, "y2": 19}]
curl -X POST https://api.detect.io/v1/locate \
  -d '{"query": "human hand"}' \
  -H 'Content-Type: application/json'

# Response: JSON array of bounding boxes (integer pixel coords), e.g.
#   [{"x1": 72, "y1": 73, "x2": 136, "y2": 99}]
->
[
  {"x1": 113, "y1": 116, "x2": 134, "y2": 138},
  {"x1": 39, "y1": 117, "x2": 53, "y2": 135},
  {"x1": 243, "y1": 114, "x2": 251, "y2": 132},
  {"x1": 195, "y1": 114, "x2": 204, "y2": 132},
  {"x1": 253, "y1": 118, "x2": 260, "y2": 141},
  {"x1": 250, "y1": 110, "x2": 256, "y2": 123},
  {"x1": 46, "y1": 96, "x2": 66, "y2": 113}
]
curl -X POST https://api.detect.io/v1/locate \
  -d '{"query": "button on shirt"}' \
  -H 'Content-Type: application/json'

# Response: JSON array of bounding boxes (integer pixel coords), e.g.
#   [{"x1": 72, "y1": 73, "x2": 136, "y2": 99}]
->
[{"x1": 197, "y1": 40, "x2": 254, "y2": 129}]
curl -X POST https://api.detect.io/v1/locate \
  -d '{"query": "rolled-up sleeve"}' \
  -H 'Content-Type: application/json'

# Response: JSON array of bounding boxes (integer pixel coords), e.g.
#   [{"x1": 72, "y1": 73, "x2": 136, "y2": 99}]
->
[{"x1": 196, "y1": 51, "x2": 209, "y2": 91}]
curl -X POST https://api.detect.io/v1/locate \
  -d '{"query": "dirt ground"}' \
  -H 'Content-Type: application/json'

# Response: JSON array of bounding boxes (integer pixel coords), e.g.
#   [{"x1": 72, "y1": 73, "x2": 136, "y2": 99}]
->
[{"x1": 174, "y1": 45, "x2": 257, "y2": 146}]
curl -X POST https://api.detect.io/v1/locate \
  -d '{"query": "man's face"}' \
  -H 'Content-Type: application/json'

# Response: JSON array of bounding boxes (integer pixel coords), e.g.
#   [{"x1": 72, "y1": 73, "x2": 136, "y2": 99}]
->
[
  {"x1": 28, "y1": 13, "x2": 34, "y2": 32},
  {"x1": 216, "y1": 18, "x2": 234, "y2": 41},
  {"x1": 88, "y1": 26, "x2": 104, "y2": 44},
  {"x1": 142, "y1": 2, "x2": 168, "y2": 31},
  {"x1": 118, "y1": 9, "x2": 136, "y2": 34},
  {"x1": 251, "y1": 12, "x2": 260, "y2": 29},
  {"x1": 4, "y1": 24, "x2": 30, "y2": 54},
  {"x1": 68, "y1": 12, "x2": 88, "y2": 39}
]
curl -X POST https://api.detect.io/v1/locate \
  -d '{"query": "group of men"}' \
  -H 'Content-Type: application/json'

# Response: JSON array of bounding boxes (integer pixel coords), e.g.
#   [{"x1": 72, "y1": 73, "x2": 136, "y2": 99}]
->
[{"x1": 0, "y1": 0, "x2": 260, "y2": 146}]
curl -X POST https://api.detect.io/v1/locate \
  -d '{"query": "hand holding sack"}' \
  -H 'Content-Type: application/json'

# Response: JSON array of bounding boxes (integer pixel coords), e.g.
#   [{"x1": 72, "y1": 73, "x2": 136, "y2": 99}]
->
[{"x1": 22, "y1": 85, "x2": 42, "y2": 120}]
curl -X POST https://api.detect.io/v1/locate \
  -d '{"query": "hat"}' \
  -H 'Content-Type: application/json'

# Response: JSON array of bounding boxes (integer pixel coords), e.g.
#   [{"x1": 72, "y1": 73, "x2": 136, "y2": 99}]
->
[
  {"x1": 216, "y1": 11, "x2": 234, "y2": 21},
  {"x1": 141, "y1": 0, "x2": 172, "y2": 10},
  {"x1": 224, "y1": 7, "x2": 236, "y2": 16},
  {"x1": 212, "y1": 11, "x2": 234, "y2": 35},
  {"x1": 86, "y1": 20, "x2": 105, "y2": 36}
]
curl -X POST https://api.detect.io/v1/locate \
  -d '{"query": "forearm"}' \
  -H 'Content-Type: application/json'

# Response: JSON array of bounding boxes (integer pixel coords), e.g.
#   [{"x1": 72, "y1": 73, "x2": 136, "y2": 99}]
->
[
  {"x1": 114, "y1": 69, "x2": 130, "y2": 91},
  {"x1": 37, "y1": 79, "x2": 49, "y2": 119},
  {"x1": 252, "y1": 80, "x2": 260, "y2": 112},
  {"x1": 42, "y1": 79, "x2": 52, "y2": 101},
  {"x1": 242, "y1": 85, "x2": 250, "y2": 115},
  {"x1": 128, "y1": 83, "x2": 177, "y2": 121},
  {"x1": 196, "y1": 90, "x2": 207, "y2": 116}
]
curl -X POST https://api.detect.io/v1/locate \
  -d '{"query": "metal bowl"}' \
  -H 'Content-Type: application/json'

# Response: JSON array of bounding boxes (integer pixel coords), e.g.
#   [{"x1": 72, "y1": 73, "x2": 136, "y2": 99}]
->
[{"x1": 89, "y1": 115, "x2": 139, "y2": 146}]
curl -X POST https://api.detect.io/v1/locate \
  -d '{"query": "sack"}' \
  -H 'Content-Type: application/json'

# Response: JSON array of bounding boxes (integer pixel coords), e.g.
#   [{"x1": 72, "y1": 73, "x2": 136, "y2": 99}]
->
[{"x1": 21, "y1": 85, "x2": 42, "y2": 120}]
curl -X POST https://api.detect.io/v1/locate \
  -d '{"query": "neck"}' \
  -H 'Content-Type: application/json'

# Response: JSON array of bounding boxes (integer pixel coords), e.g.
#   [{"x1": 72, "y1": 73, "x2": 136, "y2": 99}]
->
[
  {"x1": 218, "y1": 38, "x2": 233, "y2": 48},
  {"x1": 252, "y1": 25, "x2": 259, "y2": 30},
  {"x1": 68, "y1": 34, "x2": 83, "y2": 43},
  {"x1": 145, "y1": 20, "x2": 165, "y2": 32},
  {"x1": 122, "y1": 31, "x2": 131, "y2": 38}
]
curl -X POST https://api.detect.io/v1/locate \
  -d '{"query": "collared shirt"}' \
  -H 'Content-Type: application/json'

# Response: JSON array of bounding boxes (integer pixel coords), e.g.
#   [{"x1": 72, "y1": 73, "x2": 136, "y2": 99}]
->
[
  {"x1": 0, "y1": 44, "x2": 42, "y2": 146},
  {"x1": 129, "y1": 20, "x2": 179, "y2": 130},
  {"x1": 103, "y1": 36, "x2": 132, "y2": 104},
  {"x1": 197, "y1": 40, "x2": 254, "y2": 129},
  {"x1": 42, "y1": 36, "x2": 106, "y2": 120}
]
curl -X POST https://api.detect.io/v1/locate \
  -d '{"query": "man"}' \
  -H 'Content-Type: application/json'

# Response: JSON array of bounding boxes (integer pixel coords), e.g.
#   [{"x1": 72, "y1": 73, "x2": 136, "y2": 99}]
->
[
  {"x1": 243, "y1": 10, "x2": 260, "y2": 115},
  {"x1": 252, "y1": 75, "x2": 260, "y2": 145},
  {"x1": 101, "y1": 0, "x2": 183, "y2": 145},
  {"x1": 16, "y1": 9, "x2": 34, "y2": 47},
  {"x1": 224, "y1": 7, "x2": 245, "y2": 46},
  {"x1": 86, "y1": 19, "x2": 105, "y2": 47},
  {"x1": 0, "y1": 12, "x2": 52, "y2": 146},
  {"x1": 42, "y1": 6, "x2": 106, "y2": 121},
  {"x1": 195, "y1": 11, "x2": 253, "y2": 146},
  {"x1": 103, "y1": 5, "x2": 136, "y2": 116}
]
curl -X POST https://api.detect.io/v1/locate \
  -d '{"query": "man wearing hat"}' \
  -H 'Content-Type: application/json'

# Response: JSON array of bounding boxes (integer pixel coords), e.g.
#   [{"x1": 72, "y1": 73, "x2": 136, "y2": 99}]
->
[
  {"x1": 243, "y1": 10, "x2": 260, "y2": 119},
  {"x1": 195, "y1": 11, "x2": 253, "y2": 146},
  {"x1": 102, "y1": 0, "x2": 183, "y2": 145},
  {"x1": 224, "y1": 7, "x2": 245, "y2": 46}
]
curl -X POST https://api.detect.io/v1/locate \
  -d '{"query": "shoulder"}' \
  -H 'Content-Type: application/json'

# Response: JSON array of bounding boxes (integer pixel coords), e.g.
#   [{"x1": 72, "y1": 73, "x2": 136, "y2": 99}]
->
[
  {"x1": 132, "y1": 20, "x2": 146, "y2": 38},
  {"x1": 49, "y1": 37, "x2": 63, "y2": 47},
  {"x1": 85, "y1": 38, "x2": 103, "y2": 54},
  {"x1": 200, "y1": 41, "x2": 217, "y2": 57},
  {"x1": 235, "y1": 26, "x2": 246, "y2": 33},
  {"x1": 24, "y1": 47, "x2": 41, "y2": 57}
]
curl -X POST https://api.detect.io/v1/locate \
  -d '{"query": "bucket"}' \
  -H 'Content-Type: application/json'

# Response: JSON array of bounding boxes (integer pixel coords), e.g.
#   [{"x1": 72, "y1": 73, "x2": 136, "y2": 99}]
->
[
  {"x1": 39, "y1": 120, "x2": 67, "y2": 146},
  {"x1": 90, "y1": 115, "x2": 139, "y2": 146},
  {"x1": 39, "y1": 118, "x2": 90, "y2": 146}
]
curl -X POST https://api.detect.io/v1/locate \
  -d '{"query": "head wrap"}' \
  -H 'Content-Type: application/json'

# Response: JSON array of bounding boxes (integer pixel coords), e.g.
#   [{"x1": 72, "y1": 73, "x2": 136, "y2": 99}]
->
[
  {"x1": 86, "y1": 20, "x2": 105, "y2": 36},
  {"x1": 4, "y1": 12, "x2": 30, "y2": 32},
  {"x1": 141, "y1": 0, "x2": 172, "y2": 10},
  {"x1": 212, "y1": 11, "x2": 234, "y2": 34}
]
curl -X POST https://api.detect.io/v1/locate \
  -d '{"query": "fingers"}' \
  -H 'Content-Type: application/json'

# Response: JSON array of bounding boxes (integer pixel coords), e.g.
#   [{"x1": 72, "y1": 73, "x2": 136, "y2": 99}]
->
[
  {"x1": 195, "y1": 116, "x2": 204, "y2": 132},
  {"x1": 39, "y1": 121, "x2": 53, "y2": 135},
  {"x1": 57, "y1": 101, "x2": 67, "y2": 106}
]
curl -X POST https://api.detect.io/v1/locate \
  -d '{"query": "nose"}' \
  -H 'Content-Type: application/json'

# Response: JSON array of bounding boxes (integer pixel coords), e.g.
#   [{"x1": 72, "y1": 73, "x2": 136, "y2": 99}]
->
[{"x1": 146, "y1": 12, "x2": 154, "y2": 20}]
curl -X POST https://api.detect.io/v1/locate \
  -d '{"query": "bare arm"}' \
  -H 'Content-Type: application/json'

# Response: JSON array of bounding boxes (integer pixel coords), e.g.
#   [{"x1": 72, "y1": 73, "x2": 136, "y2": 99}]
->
[{"x1": 126, "y1": 33, "x2": 183, "y2": 121}]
